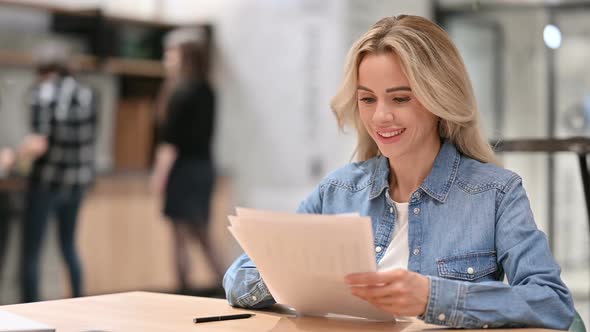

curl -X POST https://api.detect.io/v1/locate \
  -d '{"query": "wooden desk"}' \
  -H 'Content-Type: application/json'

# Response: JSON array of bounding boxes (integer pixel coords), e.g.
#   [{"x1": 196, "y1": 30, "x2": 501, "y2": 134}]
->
[{"x1": 0, "y1": 291, "x2": 558, "y2": 332}]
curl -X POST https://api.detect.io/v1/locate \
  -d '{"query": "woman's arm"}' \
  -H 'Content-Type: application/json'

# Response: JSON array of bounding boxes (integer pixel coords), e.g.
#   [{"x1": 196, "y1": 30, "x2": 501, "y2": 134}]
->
[
  {"x1": 150, "y1": 143, "x2": 177, "y2": 195},
  {"x1": 223, "y1": 253, "x2": 276, "y2": 308},
  {"x1": 421, "y1": 176, "x2": 574, "y2": 329},
  {"x1": 19, "y1": 86, "x2": 50, "y2": 163}
]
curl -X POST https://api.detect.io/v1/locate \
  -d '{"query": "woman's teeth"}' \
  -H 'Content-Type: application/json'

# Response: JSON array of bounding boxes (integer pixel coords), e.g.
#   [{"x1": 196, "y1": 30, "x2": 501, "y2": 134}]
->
[{"x1": 378, "y1": 129, "x2": 405, "y2": 138}]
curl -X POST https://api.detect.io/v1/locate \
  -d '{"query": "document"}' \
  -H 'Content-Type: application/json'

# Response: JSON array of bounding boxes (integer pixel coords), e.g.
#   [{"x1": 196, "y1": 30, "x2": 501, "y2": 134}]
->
[
  {"x1": 228, "y1": 207, "x2": 394, "y2": 321},
  {"x1": 0, "y1": 310, "x2": 54, "y2": 332}
]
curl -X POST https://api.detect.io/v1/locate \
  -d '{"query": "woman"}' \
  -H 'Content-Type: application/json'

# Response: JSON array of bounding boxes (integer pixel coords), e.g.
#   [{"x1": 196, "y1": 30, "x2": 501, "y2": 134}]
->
[
  {"x1": 223, "y1": 15, "x2": 575, "y2": 329},
  {"x1": 151, "y1": 28, "x2": 224, "y2": 292}
]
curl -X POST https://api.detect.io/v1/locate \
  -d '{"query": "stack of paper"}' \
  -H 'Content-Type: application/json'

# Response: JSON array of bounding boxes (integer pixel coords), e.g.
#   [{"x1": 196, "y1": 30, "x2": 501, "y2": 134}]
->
[
  {"x1": 0, "y1": 310, "x2": 54, "y2": 332},
  {"x1": 228, "y1": 207, "x2": 394, "y2": 321}
]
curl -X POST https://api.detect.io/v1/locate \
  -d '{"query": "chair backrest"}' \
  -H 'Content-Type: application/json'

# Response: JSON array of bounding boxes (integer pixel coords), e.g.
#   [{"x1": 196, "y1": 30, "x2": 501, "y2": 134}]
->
[{"x1": 569, "y1": 310, "x2": 587, "y2": 332}]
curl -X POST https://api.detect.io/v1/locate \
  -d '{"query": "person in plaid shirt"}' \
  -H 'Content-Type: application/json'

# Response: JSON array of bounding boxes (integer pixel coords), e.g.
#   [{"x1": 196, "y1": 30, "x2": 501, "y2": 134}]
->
[{"x1": 19, "y1": 40, "x2": 97, "y2": 302}]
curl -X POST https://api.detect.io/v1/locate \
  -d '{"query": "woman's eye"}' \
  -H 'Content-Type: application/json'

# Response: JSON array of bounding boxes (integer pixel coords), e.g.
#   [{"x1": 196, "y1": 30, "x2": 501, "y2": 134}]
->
[
  {"x1": 359, "y1": 97, "x2": 376, "y2": 104},
  {"x1": 393, "y1": 97, "x2": 411, "y2": 104}
]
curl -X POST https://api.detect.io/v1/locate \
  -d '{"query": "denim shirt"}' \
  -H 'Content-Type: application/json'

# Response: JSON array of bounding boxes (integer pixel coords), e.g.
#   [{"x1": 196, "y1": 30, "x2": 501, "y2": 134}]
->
[{"x1": 223, "y1": 141, "x2": 575, "y2": 329}]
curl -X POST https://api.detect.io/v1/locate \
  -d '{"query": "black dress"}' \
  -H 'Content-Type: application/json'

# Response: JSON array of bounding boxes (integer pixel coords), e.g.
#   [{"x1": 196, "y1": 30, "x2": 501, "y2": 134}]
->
[{"x1": 161, "y1": 80, "x2": 215, "y2": 224}]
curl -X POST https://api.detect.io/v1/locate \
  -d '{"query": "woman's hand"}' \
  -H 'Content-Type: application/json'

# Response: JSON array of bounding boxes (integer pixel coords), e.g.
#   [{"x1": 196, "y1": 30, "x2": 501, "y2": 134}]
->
[
  {"x1": 345, "y1": 269, "x2": 430, "y2": 317},
  {"x1": 19, "y1": 134, "x2": 48, "y2": 160},
  {"x1": 150, "y1": 169, "x2": 167, "y2": 195},
  {"x1": 0, "y1": 147, "x2": 16, "y2": 174}
]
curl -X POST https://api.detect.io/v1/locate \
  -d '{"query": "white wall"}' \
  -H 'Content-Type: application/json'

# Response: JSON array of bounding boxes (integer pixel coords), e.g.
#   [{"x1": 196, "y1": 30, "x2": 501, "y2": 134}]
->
[
  {"x1": 553, "y1": 11, "x2": 590, "y2": 268},
  {"x1": 494, "y1": 9, "x2": 550, "y2": 243}
]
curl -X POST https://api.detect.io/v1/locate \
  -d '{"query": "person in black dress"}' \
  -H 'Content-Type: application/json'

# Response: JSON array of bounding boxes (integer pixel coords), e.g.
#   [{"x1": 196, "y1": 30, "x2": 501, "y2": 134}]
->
[{"x1": 151, "y1": 28, "x2": 224, "y2": 292}]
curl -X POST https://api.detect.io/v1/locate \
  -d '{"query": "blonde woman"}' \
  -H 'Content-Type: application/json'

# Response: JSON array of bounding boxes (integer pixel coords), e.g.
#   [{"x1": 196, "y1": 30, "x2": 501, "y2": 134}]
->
[{"x1": 223, "y1": 16, "x2": 575, "y2": 329}]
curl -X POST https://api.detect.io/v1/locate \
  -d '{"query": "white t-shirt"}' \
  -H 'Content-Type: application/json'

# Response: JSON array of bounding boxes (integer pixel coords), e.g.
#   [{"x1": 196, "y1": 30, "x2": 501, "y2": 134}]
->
[{"x1": 377, "y1": 200, "x2": 409, "y2": 271}]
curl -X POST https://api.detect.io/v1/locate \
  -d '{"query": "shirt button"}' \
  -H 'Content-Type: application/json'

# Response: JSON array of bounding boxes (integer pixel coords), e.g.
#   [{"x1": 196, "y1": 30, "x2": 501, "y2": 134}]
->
[
  {"x1": 467, "y1": 267, "x2": 475, "y2": 275},
  {"x1": 389, "y1": 207, "x2": 394, "y2": 213},
  {"x1": 413, "y1": 207, "x2": 421, "y2": 215},
  {"x1": 413, "y1": 248, "x2": 420, "y2": 255},
  {"x1": 375, "y1": 246, "x2": 382, "y2": 253},
  {"x1": 438, "y1": 313, "x2": 446, "y2": 321},
  {"x1": 483, "y1": 324, "x2": 489, "y2": 329},
  {"x1": 414, "y1": 192, "x2": 421, "y2": 199},
  {"x1": 251, "y1": 295, "x2": 257, "y2": 301}
]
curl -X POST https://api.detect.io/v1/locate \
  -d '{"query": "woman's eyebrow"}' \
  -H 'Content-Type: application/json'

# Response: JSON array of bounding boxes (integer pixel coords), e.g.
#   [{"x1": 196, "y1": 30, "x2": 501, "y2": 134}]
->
[
  {"x1": 386, "y1": 86, "x2": 411, "y2": 93},
  {"x1": 357, "y1": 85, "x2": 412, "y2": 93}
]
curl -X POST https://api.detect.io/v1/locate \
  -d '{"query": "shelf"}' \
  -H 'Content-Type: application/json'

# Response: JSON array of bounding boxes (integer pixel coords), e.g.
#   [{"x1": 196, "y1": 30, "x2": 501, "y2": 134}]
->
[
  {"x1": 0, "y1": 49, "x2": 33, "y2": 67},
  {"x1": 0, "y1": 1, "x2": 206, "y2": 79},
  {"x1": 0, "y1": 49, "x2": 98, "y2": 72},
  {"x1": 0, "y1": 0, "x2": 175, "y2": 28},
  {"x1": 0, "y1": 0, "x2": 98, "y2": 17},
  {"x1": 105, "y1": 14, "x2": 176, "y2": 29},
  {"x1": 0, "y1": 50, "x2": 164, "y2": 78},
  {"x1": 103, "y1": 57, "x2": 164, "y2": 78}
]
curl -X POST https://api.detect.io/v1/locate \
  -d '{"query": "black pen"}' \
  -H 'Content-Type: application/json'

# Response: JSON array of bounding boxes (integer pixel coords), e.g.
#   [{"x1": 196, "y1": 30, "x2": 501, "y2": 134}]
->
[{"x1": 193, "y1": 313, "x2": 255, "y2": 323}]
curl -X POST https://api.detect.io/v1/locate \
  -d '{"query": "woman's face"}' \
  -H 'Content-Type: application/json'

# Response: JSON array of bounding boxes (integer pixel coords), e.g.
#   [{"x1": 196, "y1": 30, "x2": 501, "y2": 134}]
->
[
  {"x1": 164, "y1": 47, "x2": 182, "y2": 77},
  {"x1": 357, "y1": 52, "x2": 440, "y2": 161}
]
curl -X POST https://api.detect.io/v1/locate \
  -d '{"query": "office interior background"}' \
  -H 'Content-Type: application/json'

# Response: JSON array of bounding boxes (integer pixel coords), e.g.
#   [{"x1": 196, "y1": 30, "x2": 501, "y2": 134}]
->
[{"x1": 0, "y1": 0, "x2": 588, "y2": 327}]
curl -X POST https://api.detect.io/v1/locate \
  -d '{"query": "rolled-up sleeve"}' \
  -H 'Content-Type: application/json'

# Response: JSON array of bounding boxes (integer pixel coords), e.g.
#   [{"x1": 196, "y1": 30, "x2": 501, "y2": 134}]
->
[{"x1": 223, "y1": 253, "x2": 275, "y2": 309}]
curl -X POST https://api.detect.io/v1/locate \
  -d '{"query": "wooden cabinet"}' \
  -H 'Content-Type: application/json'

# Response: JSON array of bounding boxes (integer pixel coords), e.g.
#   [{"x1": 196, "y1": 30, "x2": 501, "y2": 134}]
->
[
  {"x1": 114, "y1": 98, "x2": 155, "y2": 170},
  {"x1": 77, "y1": 175, "x2": 235, "y2": 295}
]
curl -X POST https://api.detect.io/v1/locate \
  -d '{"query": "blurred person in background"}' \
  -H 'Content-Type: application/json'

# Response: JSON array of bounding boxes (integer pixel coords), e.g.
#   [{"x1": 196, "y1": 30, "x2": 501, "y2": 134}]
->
[
  {"x1": 151, "y1": 28, "x2": 223, "y2": 293},
  {"x1": 0, "y1": 147, "x2": 16, "y2": 273},
  {"x1": 19, "y1": 40, "x2": 97, "y2": 302}
]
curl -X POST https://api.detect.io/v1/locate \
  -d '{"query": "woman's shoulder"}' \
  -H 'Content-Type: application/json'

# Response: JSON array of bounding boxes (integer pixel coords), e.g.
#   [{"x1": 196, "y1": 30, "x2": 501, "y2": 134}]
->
[
  {"x1": 456, "y1": 155, "x2": 521, "y2": 193},
  {"x1": 318, "y1": 156, "x2": 385, "y2": 191}
]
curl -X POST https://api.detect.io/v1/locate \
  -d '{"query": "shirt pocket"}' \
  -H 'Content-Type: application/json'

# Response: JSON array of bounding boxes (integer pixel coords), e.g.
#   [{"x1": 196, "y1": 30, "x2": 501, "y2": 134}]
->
[{"x1": 436, "y1": 251, "x2": 498, "y2": 281}]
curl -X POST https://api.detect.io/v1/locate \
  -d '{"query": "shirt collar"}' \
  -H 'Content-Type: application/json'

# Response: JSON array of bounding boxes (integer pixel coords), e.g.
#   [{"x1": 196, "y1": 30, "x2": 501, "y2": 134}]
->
[{"x1": 369, "y1": 140, "x2": 460, "y2": 203}]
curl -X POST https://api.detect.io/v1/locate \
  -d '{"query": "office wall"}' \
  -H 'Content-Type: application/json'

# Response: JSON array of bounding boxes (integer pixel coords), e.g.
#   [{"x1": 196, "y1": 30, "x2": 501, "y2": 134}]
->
[
  {"x1": 491, "y1": 10, "x2": 550, "y2": 245},
  {"x1": 553, "y1": 11, "x2": 590, "y2": 269}
]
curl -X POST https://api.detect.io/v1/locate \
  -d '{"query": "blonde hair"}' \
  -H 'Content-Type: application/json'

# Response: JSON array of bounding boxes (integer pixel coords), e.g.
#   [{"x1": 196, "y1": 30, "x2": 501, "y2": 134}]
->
[{"x1": 331, "y1": 15, "x2": 498, "y2": 165}]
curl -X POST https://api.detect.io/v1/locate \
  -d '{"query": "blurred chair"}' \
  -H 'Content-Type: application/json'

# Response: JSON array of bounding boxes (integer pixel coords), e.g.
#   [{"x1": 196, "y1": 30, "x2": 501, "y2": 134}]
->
[{"x1": 569, "y1": 310, "x2": 587, "y2": 332}]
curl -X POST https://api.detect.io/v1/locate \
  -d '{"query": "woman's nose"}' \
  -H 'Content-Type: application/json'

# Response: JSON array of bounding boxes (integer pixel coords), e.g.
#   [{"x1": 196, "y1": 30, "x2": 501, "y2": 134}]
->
[{"x1": 374, "y1": 103, "x2": 394, "y2": 124}]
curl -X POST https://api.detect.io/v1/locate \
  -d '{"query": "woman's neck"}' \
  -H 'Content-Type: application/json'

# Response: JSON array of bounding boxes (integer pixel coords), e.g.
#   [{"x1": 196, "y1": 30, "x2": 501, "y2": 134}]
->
[{"x1": 389, "y1": 137, "x2": 441, "y2": 202}]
